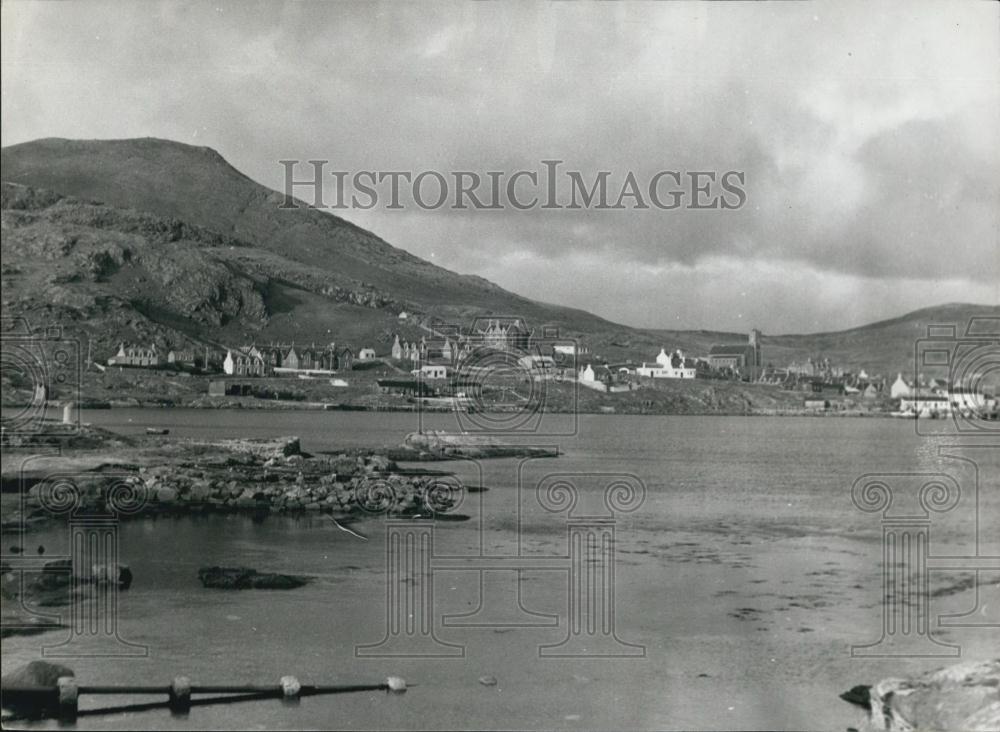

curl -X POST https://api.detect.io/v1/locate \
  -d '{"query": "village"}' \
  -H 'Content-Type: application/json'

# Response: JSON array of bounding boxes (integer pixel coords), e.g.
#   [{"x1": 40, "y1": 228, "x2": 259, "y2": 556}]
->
[{"x1": 93, "y1": 318, "x2": 998, "y2": 418}]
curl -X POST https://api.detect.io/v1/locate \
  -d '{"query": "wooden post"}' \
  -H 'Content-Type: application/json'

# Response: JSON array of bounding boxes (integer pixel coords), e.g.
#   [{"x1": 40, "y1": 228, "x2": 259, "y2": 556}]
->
[
  {"x1": 280, "y1": 675, "x2": 300, "y2": 705},
  {"x1": 169, "y1": 676, "x2": 191, "y2": 715},
  {"x1": 57, "y1": 676, "x2": 78, "y2": 720}
]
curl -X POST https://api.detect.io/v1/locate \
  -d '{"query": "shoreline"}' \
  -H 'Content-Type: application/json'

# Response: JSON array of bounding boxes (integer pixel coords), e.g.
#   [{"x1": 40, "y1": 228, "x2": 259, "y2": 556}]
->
[{"x1": 13, "y1": 398, "x2": 902, "y2": 418}]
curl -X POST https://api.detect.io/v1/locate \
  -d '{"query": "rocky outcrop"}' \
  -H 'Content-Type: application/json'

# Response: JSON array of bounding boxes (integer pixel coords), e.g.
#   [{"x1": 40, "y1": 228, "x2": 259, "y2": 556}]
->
[
  {"x1": 1, "y1": 558, "x2": 133, "y2": 637},
  {"x1": 402, "y1": 431, "x2": 558, "y2": 460},
  {"x1": 18, "y1": 441, "x2": 462, "y2": 522},
  {"x1": 198, "y1": 566, "x2": 310, "y2": 590},
  {"x1": 842, "y1": 659, "x2": 1000, "y2": 731},
  {"x1": 197, "y1": 436, "x2": 301, "y2": 460}
]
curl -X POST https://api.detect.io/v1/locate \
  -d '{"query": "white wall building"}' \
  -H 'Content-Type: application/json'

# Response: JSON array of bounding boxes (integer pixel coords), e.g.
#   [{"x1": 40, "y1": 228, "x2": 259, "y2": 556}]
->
[
  {"x1": 414, "y1": 364, "x2": 448, "y2": 380},
  {"x1": 890, "y1": 374, "x2": 912, "y2": 399},
  {"x1": 635, "y1": 348, "x2": 697, "y2": 379},
  {"x1": 223, "y1": 348, "x2": 265, "y2": 376}
]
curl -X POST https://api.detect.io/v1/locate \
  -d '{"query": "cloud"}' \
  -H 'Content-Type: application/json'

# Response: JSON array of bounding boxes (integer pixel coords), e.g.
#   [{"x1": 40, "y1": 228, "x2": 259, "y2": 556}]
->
[{"x1": 1, "y1": 0, "x2": 997, "y2": 331}]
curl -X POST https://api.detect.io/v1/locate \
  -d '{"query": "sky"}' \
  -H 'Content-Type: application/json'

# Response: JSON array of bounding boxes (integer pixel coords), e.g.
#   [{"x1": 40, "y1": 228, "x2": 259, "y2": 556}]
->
[{"x1": 2, "y1": 1, "x2": 998, "y2": 334}]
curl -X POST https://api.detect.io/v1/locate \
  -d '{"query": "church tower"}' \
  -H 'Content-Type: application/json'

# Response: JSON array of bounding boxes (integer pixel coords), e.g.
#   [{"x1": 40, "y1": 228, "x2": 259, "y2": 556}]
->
[{"x1": 749, "y1": 328, "x2": 762, "y2": 377}]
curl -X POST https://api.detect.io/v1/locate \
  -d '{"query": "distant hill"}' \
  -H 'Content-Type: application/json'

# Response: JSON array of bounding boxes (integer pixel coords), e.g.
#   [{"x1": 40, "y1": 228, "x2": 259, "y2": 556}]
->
[
  {"x1": 762, "y1": 303, "x2": 1000, "y2": 377},
  {"x1": 1, "y1": 136, "x2": 995, "y2": 377}
]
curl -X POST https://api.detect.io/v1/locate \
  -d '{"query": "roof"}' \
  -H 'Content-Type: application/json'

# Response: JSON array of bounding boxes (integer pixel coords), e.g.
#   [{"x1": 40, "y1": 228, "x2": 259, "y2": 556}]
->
[{"x1": 709, "y1": 345, "x2": 752, "y2": 356}]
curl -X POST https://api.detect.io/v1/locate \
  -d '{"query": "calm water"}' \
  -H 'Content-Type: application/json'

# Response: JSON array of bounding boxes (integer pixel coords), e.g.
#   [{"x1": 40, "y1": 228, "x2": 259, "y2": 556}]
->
[{"x1": 3, "y1": 411, "x2": 998, "y2": 730}]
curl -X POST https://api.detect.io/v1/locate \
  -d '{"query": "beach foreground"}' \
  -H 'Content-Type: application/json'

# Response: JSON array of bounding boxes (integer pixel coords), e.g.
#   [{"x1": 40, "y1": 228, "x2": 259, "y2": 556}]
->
[{"x1": 2, "y1": 411, "x2": 997, "y2": 729}]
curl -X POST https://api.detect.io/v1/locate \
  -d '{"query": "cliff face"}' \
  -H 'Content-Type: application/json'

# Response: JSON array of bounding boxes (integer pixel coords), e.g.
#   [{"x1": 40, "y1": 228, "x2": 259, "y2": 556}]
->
[{"x1": 2, "y1": 182, "x2": 268, "y2": 342}]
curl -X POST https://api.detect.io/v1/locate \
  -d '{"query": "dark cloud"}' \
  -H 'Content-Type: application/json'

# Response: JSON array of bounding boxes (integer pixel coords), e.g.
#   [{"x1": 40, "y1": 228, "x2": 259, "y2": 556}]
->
[{"x1": 2, "y1": 0, "x2": 997, "y2": 331}]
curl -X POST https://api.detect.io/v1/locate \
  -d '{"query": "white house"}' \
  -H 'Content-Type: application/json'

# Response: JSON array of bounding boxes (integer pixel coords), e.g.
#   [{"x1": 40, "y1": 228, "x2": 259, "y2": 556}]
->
[
  {"x1": 578, "y1": 364, "x2": 596, "y2": 382},
  {"x1": 358, "y1": 347, "x2": 377, "y2": 361},
  {"x1": 947, "y1": 386, "x2": 992, "y2": 412},
  {"x1": 413, "y1": 364, "x2": 448, "y2": 380},
  {"x1": 899, "y1": 392, "x2": 951, "y2": 415},
  {"x1": 223, "y1": 348, "x2": 265, "y2": 377},
  {"x1": 890, "y1": 374, "x2": 912, "y2": 399},
  {"x1": 108, "y1": 343, "x2": 163, "y2": 368},
  {"x1": 635, "y1": 348, "x2": 697, "y2": 379}
]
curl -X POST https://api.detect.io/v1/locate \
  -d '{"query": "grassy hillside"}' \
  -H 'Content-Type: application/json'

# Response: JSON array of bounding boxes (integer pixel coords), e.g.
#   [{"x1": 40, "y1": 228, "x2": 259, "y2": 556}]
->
[{"x1": 0, "y1": 137, "x2": 613, "y2": 331}]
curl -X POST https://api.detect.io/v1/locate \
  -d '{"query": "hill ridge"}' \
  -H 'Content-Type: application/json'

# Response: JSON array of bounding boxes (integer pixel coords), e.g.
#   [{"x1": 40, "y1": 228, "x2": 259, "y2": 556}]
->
[{"x1": 1, "y1": 136, "x2": 996, "y2": 375}]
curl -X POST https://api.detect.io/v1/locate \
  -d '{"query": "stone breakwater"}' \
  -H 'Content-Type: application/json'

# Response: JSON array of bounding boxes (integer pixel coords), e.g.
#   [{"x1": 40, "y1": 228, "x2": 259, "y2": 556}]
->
[{"x1": 18, "y1": 437, "x2": 464, "y2": 522}]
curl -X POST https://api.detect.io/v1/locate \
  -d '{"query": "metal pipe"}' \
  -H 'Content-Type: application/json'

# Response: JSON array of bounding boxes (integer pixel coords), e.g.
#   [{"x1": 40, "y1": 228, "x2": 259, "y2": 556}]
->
[{"x1": 2, "y1": 681, "x2": 398, "y2": 696}]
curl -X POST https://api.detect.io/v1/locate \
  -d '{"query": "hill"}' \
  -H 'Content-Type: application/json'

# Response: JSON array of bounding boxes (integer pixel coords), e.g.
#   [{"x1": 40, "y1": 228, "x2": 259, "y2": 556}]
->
[
  {"x1": 1, "y1": 136, "x2": 995, "y2": 379},
  {"x1": 0, "y1": 137, "x2": 612, "y2": 332}
]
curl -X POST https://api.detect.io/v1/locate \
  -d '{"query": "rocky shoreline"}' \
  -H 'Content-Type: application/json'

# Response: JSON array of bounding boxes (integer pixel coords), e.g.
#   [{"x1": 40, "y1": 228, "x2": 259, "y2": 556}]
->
[
  {"x1": 23, "y1": 397, "x2": 899, "y2": 416},
  {"x1": 7, "y1": 436, "x2": 468, "y2": 526},
  {"x1": 1, "y1": 424, "x2": 482, "y2": 639}
]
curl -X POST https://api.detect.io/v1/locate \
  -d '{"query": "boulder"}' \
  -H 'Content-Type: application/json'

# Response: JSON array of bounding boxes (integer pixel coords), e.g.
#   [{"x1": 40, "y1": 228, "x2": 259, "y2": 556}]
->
[
  {"x1": 1, "y1": 661, "x2": 75, "y2": 718},
  {"x1": 187, "y1": 480, "x2": 213, "y2": 502},
  {"x1": 235, "y1": 493, "x2": 258, "y2": 509},
  {"x1": 89, "y1": 562, "x2": 133, "y2": 589},
  {"x1": 209, "y1": 436, "x2": 300, "y2": 460},
  {"x1": 330, "y1": 456, "x2": 358, "y2": 478},
  {"x1": 842, "y1": 658, "x2": 1000, "y2": 731},
  {"x1": 154, "y1": 485, "x2": 178, "y2": 504},
  {"x1": 402, "y1": 431, "x2": 558, "y2": 459},
  {"x1": 197, "y1": 566, "x2": 310, "y2": 590}
]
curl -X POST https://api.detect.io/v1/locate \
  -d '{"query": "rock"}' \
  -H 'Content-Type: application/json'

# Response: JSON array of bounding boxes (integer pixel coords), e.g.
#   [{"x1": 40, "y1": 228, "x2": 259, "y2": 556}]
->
[
  {"x1": 368, "y1": 454, "x2": 392, "y2": 472},
  {"x1": 209, "y1": 436, "x2": 300, "y2": 460},
  {"x1": 1, "y1": 660, "x2": 75, "y2": 687},
  {"x1": 842, "y1": 658, "x2": 1000, "y2": 731},
  {"x1": 1, "y1": 661, "x2": 75, "y2": 717},
  {"x1": 478, "y1": 675, "x2": 498, "y2": 687},
  {"x1": 188, "y1": 480, "x2": 213, "y2": 502},
  {"x1": 402, "y1": 431, "x2": 558, "y2": 459},
  {"x1": 197, "y1": 566, "x2": 310, "y2": 590},
  {"x1": 90, "y1": 562, "x2": 133, "y2": 589},
  {"x1": 235, "y1": 494, "x2": 257, "y2": 509},
  {"x1": 154, "y1": 485, "x2": 178, "y2": 504},
  {"x1": 330, "y1": 456, "x2": 358, "y2": 478}
]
